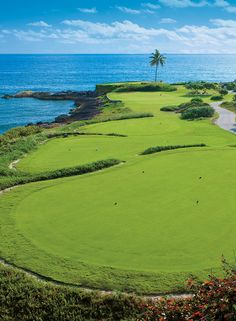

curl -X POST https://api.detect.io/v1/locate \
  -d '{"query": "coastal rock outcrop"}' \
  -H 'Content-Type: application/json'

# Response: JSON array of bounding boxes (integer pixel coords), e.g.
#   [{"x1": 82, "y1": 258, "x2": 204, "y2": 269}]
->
[
  {"x1": 2, "y1": 90, "x2": 108, "y2": 124},
  {"x1": 3, "y1": 90, "x2": 97, "y2": 100}
]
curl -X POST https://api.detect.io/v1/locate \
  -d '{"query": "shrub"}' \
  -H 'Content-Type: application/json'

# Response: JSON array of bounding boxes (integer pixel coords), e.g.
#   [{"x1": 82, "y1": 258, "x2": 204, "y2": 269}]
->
[
  {"x1": 139, "y1": 265, "x2": 236, "y2": 321},
  {"x1": 219, "y1": 89, "x2": 228, "y2": 95},
  {"x1": 47, "y1": 132, "x2": 127, "y2": 139},
  {"x1": 0, "y1": 264, "x2": 141, "y2": 321},
  {"x1": 185, "y1": 81, "x2": 217, "y2": 90},
  {"x1": 181, "y1": 106, "x2": 214, "y2": 120},
  {"x1": 161, "y1": 100, "x2": 210, "y2": 113},
  {"x1": 140, "y1": 144, "x2": 206, "y2": 155},
  {"x1": 0, "y1": 159, "x2": 122, "y2": 191},
  {"x1": 0, "y1": 261, "x2": 235, "y2": 320},
  {"x1": 224, "y1": 82, "x2": 236, "y2": 91},
  {"x1": 190, "y1": 97, "x2": 203, "y2": 103},
  {"x1": 96, "y1": 82, "x2": 176, "y2": 94},
  {"x1": 210, "y1": 95, "x2": 223, "y2": 101},
  {"x1": 160, "y1": 105, "x2": 180, "y2": 112}
]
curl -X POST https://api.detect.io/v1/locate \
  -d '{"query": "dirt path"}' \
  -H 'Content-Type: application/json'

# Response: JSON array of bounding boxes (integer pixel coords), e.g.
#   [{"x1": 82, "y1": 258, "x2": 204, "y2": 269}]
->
[
  {"x1": 0, "y1": 257, "x2": 192, "y2": 301},
  {"x1": 8, "y1": 159, "x2": 20, "y2": 170},
  {"x1": 211, "y1": 102, "x2": 236, "y2": 133}
]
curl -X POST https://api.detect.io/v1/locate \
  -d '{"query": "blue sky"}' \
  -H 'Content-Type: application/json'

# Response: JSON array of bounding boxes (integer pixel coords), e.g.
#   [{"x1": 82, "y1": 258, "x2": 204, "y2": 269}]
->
[{"x1": 1, "y1": 0, "x2": 236, "y2": 53}]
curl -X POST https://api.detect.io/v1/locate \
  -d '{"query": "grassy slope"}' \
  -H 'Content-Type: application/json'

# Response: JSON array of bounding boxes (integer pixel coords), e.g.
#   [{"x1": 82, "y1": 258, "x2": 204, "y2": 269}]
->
[
  {"x1": 18, "y1": 87, "x2": 234, "y2": 172},
  {"x1": 1, "y1": 85, "x2": 236, "y2": 294}
]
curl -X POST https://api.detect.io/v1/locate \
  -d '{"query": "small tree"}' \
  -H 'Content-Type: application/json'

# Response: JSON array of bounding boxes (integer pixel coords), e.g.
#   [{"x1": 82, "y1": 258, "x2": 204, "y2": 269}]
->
[{"x1": 150, "y1": 50, "x2": 166, "y2": 82}]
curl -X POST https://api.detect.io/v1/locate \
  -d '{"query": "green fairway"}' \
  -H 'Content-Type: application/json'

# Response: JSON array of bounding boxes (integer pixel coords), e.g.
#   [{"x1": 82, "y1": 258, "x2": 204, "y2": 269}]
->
[
  {"x1": 17, "y1": 88, "x2": 235, "y2": 173},
  {"x1": 1, "y1": 85, "x2": 236, "y2": 294}
]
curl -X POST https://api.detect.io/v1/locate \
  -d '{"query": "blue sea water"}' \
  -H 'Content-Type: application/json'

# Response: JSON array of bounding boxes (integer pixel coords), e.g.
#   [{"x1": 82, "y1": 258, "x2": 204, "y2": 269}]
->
[{"x1": 1, "y1": 54, "x2": 236, "y2": 133}]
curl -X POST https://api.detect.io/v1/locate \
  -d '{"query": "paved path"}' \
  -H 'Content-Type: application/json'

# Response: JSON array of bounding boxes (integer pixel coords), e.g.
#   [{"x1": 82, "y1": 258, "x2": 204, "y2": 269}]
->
[{"x1": 211, "y1": 102, "x2": 236, "y2": 133}]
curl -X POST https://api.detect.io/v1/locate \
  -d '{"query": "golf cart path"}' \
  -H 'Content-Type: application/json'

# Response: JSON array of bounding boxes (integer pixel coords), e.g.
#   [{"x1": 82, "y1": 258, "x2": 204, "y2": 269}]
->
[{"x1": 210, "y1": 102, "x2": 236, "y2": 133}]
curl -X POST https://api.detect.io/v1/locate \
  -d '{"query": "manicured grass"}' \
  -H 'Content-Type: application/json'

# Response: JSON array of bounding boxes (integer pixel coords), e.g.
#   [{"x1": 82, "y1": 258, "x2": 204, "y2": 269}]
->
[
  {"x1": 1, "y1": 148, "x2": 236, "y2": 293},
  {"x1": 17, "y1": 88, "x2": 235, "y2": 173},
  {"x1": 1, "y1": 85, "x2": 236, "y2": 294}
]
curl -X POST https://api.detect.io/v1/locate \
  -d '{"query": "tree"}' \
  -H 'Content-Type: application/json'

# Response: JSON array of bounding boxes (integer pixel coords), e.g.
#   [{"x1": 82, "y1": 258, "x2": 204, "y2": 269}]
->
[{"x1": 150, "y1": 50, "x2": 166, "y2": 82}]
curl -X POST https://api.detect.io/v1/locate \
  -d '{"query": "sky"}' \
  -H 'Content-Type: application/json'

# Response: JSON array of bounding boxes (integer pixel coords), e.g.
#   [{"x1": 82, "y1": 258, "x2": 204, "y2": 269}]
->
[{"x1": 1, "y1": 0, "x2": 236, "y2": 53}]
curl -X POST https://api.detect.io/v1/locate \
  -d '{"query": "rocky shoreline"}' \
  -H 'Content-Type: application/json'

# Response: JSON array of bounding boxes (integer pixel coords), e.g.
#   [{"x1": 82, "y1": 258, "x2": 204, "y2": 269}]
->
[{"x1": 3, "y1": 90, "x2": 108, "y2": 127}]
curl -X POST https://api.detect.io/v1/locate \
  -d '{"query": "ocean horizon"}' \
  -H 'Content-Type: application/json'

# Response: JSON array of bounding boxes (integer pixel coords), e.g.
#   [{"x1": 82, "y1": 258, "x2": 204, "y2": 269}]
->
[{"x1": 1, "y1": 53, "x2": 236, "y2": 133}]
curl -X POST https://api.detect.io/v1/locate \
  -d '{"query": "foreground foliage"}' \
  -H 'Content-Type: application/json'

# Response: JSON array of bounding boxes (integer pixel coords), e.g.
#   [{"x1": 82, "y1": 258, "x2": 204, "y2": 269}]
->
[
  {"x1": 0, "y1": 262, "x2": 235, "y2": 321},
  {"x1": 139, "y1": 263, "x2": 236, "y2": 321},
  {"x1": 181, "y1": 106, "x2": 214, "y2": 120}
]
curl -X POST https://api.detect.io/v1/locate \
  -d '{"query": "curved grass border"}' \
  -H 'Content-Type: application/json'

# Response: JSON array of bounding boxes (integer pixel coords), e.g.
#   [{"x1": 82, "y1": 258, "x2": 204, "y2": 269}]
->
[
  {"x1": 0, "y1": 159, "x2": 122, "y2": 191},
  {"x1": 47, "y1": 132, "x2": 128, "y2": 138},
  {"x1": 140, "y1": 144, "x2": 206, "y2": 155},
  {"x1": 0, "y1": 175, "x2": 221, "y2": 295}
]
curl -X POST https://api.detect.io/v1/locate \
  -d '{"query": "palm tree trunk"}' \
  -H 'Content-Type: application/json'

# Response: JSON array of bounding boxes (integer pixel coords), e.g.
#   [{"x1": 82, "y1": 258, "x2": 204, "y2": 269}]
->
[{"x1": 155, "y1": 64, "x2": 158, "y2": 82}]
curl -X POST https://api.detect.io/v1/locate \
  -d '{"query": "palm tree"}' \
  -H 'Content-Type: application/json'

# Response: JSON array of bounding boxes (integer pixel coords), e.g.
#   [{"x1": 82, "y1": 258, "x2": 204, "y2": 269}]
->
[{"x1": 150, "y1": 50, "x2": 166, "y2": 82}]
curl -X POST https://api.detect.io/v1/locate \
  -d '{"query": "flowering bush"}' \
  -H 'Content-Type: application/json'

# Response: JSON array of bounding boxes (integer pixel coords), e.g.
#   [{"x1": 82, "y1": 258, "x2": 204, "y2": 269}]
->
[{"x1": 138, "y1": 266, "x2": 236, "y2": 321}]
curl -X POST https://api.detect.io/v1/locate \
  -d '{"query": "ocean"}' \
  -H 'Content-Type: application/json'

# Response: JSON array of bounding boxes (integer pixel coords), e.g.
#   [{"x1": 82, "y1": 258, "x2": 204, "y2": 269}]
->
[{"x1": 1, "y1": 54, "x2": 236, "y2": 133}]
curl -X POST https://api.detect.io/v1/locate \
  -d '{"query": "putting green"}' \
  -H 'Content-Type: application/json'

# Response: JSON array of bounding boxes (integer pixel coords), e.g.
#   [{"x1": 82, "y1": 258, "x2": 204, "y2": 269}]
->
[
  {"x1": 1, "y1": 148, "x2": 236, "y2": 293},
  {"x1": 1, "y1": 86, "x2": 236, "y2": 293}
]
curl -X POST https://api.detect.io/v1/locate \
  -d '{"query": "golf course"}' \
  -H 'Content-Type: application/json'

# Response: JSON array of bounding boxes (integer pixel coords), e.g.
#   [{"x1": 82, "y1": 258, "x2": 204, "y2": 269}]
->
[{"x1": 0, "y1": 83, "x2": 236, "y2": 294}]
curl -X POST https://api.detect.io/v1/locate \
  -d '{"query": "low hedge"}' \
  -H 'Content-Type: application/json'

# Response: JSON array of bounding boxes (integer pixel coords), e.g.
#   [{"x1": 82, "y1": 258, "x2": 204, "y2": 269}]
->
[
  {"x1": 161, "y1": 99, "x2": 210, "y2": 114},
  {"x1": 185, "y1": 81, "x2": 217, "y2": 90},
  {"x1": 181, "y1": 106, "x2": 214, "y2": 120},
  {"x1": 0, "y1": 159, "x2": 122, "y2": 191},
  {"x1": 140, "y1": 144, "x2": 206, "y2": 155},
  {"x1": 96, "y1": 82, "x2": 176, "y2": 94},
  {"x1": 160, "y1": 105, "x2": 180, "y2": 112},
  {"x1": 210, "y1": 95, "x2": 223, "y2": 101},
  {"x1": 47, "y1": 132, "x2": 127, "y2": 139}
]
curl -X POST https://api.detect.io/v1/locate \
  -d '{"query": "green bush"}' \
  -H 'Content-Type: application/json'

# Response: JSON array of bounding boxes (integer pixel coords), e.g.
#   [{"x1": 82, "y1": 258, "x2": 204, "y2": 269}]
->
[
  {"x1": 177, "y1": 101, "x2": 209, "y2": 111},
  {"x1": 161, "y1": 99, "x2": 209, "y2": 113},
  {"x1": 96, "y1": 82, "x2": 176, "y2": 94},
  {"x1": 190, "y1": 97, "x2": 203, "y2": 103},
  {"x1": 185, "y1": 81, "x2": 217, "y2": 90},
  {"x1": 0, "y1": 159, "x2": 122, "y2": 191},
  {"x1": 140, "y1": 144, "x2": 206, "y2": 155},
  {"x1": 160, "y1": 105, "x2": 180, "y2": 112},
  {"x1": 210, "y1": 95, "x2": 223, "y2": 101},
  {"x1": 0, "y1": 262, "x2": 235, "y2": 321},
  {"x1": 181, "y1": 106, "x2": 214, "y2": 120},
  {"x1": 0, "y1": 264, "x2": 141, "y2": 321},
  {"x1": 0, "y1": 125, "x2": 42, "y2": 142},
  {"x1": 218, "y1": 89, "x2": 228, "y2": 95},
  {"x1": 224, "y1": 82, "x2": 236, "y2": 91},
  {"x1": 47, "y1": 132, "x2": 127, "y2": 139}
]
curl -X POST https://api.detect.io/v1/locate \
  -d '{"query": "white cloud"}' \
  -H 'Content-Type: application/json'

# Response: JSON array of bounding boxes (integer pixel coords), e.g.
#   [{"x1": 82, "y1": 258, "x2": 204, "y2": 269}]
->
[
  {"x1": 116, "y1": 6, "x2": 141, "y2": 14},
  {"x1": 78, "y1": 7, "x2": 97, "y2": 13},
  {"x1": 214, "y1": 0, "x2": 229, "y2": 7},
  {"x1": 27, "y1": 21, "x2": 51, "y2": 27},
  {"x1": 210, "y1": 18, "x2": 236, "y2": 27},
  {"x1": 213, "y1": 0, "x2": 236, "y2": 12},
  {"x1": 225, "y1": 6, "x2": 236, "y2": 13},
  {"x1": 160, "y1": 18, "x2": 177, "y2": 23},
  {"x1": 5, "y1": 18, "x2": 236, "y2": 53},
  {"x1": 142, "y1": 2, "x2": 161, "y2": 9},
  {"x1": 159, "y1": 0, "x2": 209, "y2": 8}
]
